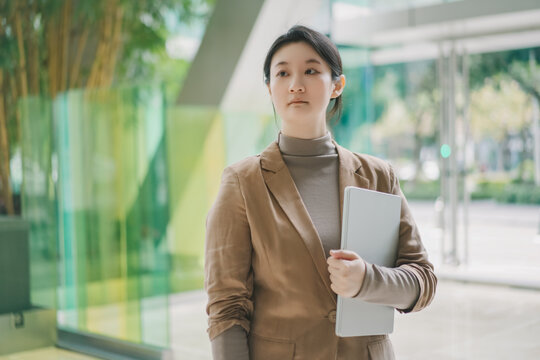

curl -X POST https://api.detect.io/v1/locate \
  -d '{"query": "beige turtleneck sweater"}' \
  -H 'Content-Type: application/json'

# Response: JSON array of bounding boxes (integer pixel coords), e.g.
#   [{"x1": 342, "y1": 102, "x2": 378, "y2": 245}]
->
[
  {"x1": 278, "y1": 131, "x2": 341, "y2": 257},
  {"x1": 210, "y1": 132, "x2": 420, "y2": 360}
]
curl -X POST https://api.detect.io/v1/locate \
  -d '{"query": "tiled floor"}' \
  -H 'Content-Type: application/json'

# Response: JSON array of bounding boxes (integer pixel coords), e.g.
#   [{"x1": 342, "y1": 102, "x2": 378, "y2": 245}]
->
[
  {"x1": 168, "y1": 281, "x2": 540, "y2": 360},
  {"x1": 2, "y1": 200, "x2": 539, "y2": 359},
  {"x1": 410, "y1": 200, "x2": 540, "y2": 288},
  {"x1": 3, "y1": 280, "x2": 540, "y2": 359},
  {"x1": 390, "y1": 281, "x2": 540, "y2": 359}
]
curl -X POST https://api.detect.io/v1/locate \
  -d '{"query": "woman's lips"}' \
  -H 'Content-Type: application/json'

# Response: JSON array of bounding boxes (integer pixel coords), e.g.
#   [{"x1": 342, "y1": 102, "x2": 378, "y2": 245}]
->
[{"x1": 289, "y1": 100, "x2": 308, "y2": 105}]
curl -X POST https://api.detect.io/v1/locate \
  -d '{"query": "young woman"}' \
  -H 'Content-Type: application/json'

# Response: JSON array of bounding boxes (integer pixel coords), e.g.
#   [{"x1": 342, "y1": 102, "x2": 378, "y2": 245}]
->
[{"x1": 205, "y1": 25, "x2": 437, "y2": 360}]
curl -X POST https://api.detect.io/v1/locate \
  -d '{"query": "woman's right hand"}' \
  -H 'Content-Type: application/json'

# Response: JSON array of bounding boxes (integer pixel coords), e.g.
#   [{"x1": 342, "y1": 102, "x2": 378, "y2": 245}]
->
[{"x1": 327, "y1": 249, "x2": 367, "y2": 298}]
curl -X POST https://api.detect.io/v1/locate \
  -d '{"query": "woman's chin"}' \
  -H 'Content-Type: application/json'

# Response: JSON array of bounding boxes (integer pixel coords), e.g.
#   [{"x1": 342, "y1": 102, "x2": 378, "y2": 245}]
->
[
  {"x1": 282, "y1": 116, "x2": 311, "y2": 124},
  {"x1": 284, "y1": 108, "x2": 317, "y2": 119}
]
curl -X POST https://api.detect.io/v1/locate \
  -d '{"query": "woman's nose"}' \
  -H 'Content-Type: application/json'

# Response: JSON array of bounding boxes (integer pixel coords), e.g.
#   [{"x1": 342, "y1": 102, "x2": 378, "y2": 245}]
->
[{"x1": 289, "y1": 77, "x2": 305, "y2": 93}]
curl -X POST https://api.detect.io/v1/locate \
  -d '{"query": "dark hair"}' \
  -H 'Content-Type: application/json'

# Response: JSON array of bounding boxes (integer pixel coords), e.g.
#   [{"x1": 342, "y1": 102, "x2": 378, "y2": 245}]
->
[{"x1": 263, "y1": 25, "x2": 343, "y2": 122}]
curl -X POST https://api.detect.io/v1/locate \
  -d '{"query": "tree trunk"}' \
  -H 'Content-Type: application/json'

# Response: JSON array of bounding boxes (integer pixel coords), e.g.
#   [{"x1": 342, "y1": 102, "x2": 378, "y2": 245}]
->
[
  {"x1": 496, "y1": 141, "x2": 504, "y2": 172},
  {"x1": 105, "y1": 5, "x2": 124, "y2": 87},
  {"x1": 87, "y1": 8, "x2": 109, "y2": 89},
  {"x1": 58, "y1": 0, "x2": 72, "y2": 93},
  {"x1": 7, "y1": 69, "x2": 22, "y2": 149},
  {"x1": 518, "y1": 127, "x2": 529, "y2": 182},
  {"x1": 87, "y1": 0, "x2": 123, "y2": 89},
  {"x1": 69, "y1": 26, "x2": 89, "y2": 89},
  {"x1": 0, "y1": 70, "x2": 15, "y2": 215},
  {"x1": 26, "y1": 0, "x2": 41, "y2": 95},
  {"x1": 14, "y1": 8, "x2": 28, "y2": 99},
  {"x1": 502, "y1": 136, "x2": 512, "y2": 172},
  {"x1": 47, "y1": 17, "x2": 59, "y2": 98}
]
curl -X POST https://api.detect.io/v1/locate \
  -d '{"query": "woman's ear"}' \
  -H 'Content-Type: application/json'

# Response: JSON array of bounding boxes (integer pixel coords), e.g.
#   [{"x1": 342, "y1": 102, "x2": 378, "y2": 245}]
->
[
  {"x1": 331, "y1": 74, "x2": 346, "y2": 98},
  {"x1": 267, "y1": 83, "x2": 272, "y2": 96}
]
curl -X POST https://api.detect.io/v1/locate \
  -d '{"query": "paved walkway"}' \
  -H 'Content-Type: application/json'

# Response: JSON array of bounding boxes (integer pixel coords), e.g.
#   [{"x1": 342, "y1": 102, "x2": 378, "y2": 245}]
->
[
  {"x1": 3, "y1": 200, "x2": 539, "y2": 359},
  {"x1": 409, "y1": 200, "x2": 540, "y2": 288},
  {"x1": 167, "y1": 279, "x2": 540, "y2": 360},
  {"x1": 9, "y1": 278, "x2": 539, "y2": 360},
  {"x1": 390, "y1": 280, "x2": 540, "y2": 359},
  {"x1": 168, "y1": 200, "x2": 540, "y2": 359}
]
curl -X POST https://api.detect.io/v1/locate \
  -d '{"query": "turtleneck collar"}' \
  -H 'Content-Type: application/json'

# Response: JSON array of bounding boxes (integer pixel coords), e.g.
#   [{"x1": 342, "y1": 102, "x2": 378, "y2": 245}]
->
[{"x1": 278, "y1": 131, "x2": 336, "y2": 157}]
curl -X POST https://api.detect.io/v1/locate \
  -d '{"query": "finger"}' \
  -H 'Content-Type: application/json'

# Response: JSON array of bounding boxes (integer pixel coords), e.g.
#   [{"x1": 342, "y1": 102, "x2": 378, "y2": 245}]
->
[
  {"x1": 328, "y1": 258, "x2": 340, "y2": 266},
  {"x1": 330, "y1": 282, "x2": 342, "y2": 295},
  {"x1": 327, "y1": 256, "x2": 348, "y2": 268},
  {"x1": 330, "y1": 273, "x2": 344, "y2": 285},
  {"x1": 327, "y1": 257, "x2": 343, "y2": 269},
  {"x1": 330, "y1": 249, "x2": 360, "y2": 261},
  {"x1": 329, "y1": 273, "x2": 336, "y2": 284},
  {"x1": 328, "y1": 265, "x2": 340, "y2": 274}
]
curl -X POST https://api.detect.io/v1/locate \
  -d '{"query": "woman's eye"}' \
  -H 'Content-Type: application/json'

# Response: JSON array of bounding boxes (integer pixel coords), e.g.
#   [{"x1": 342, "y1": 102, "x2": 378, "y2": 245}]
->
[{"x1": 276, "y1": 69, "x2": 317, "y2": 77}]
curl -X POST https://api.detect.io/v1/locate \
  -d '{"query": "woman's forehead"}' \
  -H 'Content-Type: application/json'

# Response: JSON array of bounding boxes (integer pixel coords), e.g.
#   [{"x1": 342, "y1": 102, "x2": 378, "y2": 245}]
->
[{"x1": 271, "y1": 42, "x2": 324, "y2": 67}]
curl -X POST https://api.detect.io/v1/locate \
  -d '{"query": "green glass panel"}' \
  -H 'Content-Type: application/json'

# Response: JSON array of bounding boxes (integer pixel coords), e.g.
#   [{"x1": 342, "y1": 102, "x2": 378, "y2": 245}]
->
[
  {"x1": 19, "y1": 96, "x2": 57, "y2": 310},
  {"x1": 222, "y1": 111, "x2": 277, "y2": 165},
  {"x1": 165, "y1": 106, "x2": 276, "y2": 295},
  {"x1": 166, "y1": 106, "x2": 218, "y2": 293},
  {"x1": 52, "y1": 86, "x2": 169, "y2": 347},
  {"x1": 20, "y1": 88, "x2": 284, "y2": 354}
]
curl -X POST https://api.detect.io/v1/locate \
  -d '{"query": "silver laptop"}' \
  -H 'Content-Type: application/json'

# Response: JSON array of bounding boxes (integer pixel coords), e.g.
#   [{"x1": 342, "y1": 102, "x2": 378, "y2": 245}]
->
[{"x1": 335, "y1": 186, "x2": 401, "y2": 337}]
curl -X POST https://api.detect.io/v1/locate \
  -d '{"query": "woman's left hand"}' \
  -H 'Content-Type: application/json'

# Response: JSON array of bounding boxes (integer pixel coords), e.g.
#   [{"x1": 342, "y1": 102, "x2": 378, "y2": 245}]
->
[{"x1": 327, "y1": 249, "x2": 367, "y2": 298}]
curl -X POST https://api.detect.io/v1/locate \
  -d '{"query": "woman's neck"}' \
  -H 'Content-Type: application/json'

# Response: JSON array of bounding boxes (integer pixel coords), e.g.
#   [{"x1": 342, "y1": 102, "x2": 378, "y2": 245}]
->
[
  {"x1": 281, "y1": 123, "x2": 327, "y2": 140},
  {"x1": 278, "y1": 131, "x2": 335, "y2": 156}
]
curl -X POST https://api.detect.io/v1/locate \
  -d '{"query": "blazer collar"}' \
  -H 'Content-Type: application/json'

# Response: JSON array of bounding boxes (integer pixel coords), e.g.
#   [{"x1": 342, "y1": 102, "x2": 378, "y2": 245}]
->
[
  {"x1": 260, "y1": 139, "x2": 371, "y2": 205},
  {"x1": 259, "y1": 139, "x2": 371, "y2": 304}
]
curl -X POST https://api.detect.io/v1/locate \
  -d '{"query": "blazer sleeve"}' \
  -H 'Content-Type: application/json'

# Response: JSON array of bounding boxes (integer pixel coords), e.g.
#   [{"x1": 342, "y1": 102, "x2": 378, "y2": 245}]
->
[
  {"x1": 354, "y1": 164, "x2": 437, "y2": 313},
  {"x1": 205, "y1": 166, "x2": 254, "y2": 340},
  {"x1": 389, "y1": 165, "x2": 437, "y2": 313}
]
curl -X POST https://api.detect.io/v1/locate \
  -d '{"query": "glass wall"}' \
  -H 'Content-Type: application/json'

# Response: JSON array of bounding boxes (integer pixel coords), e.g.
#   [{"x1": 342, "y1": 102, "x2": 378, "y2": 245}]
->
[
  {"x1": 165, "y1": 106, "x2": 276, "y2": 357},
  {"x1": 335, "y1": 48, "x2": 439, "y2": 193},
  {"x1": 54, "y1": 87, "x2": 170, "y2": 346},
  {"x1": 333, "y1": 38, "x2": 540, "y2": 286},
  {"x1": 20, "y1": 87, "x2": 170, "y2": 351},
  {"x1": 19, "y1": 84, "x2": 278, "y2": 357},
  {"x1": 456, "y1": 47, "x2": 540, "y2": 284}
]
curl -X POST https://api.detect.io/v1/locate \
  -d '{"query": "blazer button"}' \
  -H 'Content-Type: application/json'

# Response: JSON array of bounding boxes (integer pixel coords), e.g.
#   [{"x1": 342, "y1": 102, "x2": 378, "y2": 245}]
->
[{"x1": 328, "y1": 310, "x2": 336, "y2": 323}]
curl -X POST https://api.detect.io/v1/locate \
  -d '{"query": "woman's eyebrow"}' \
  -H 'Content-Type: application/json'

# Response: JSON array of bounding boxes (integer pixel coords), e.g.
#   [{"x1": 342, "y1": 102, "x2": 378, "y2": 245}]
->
[
  {"x1": 305, "y1": 59, "x2": 322, "y2": 65},
  {"x1": 273, "y1": 58, "x2": 322, "y2": 68}
]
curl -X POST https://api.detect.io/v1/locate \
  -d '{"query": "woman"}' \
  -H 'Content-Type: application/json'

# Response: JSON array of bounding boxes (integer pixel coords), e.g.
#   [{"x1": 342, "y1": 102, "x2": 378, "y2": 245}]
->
[{"x1": 205, "y1": 25, "x2": 437, "y2": 360}]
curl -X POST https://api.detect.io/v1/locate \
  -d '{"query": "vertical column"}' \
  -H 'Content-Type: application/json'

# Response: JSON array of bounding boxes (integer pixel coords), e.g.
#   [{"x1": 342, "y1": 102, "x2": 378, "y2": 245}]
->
[
  {"x1": 461, "y1": 47, "x2": 470, "y2": 266},
  {"x1": 437, "y1": 44, "x2": 447, "y2": 263},
  {"x1": 448, "y1": 43, "x2": 459, "y2": 265},
  {"x1": 438, "y1": 41, "x2": 464, "y2": 266},
  {"x1": 530, "y1": 50, "x2": 540, "y2": 188}
]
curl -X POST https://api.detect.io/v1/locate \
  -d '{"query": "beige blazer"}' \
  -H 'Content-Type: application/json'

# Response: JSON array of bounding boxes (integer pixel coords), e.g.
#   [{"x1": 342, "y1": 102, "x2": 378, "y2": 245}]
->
[{"x1": 205, "y1": 139, "x2": 437, "y2": 360}]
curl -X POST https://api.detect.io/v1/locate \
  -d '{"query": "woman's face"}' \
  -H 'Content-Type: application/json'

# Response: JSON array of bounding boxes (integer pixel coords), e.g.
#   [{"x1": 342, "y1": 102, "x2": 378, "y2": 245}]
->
[{"x1": 267, "y1": 41, "x2": 345, "y2": 138}]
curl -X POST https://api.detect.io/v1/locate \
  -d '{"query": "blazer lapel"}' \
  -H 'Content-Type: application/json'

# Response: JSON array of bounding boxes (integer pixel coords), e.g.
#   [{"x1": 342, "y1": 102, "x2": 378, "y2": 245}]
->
[
  {"x1": 260, "y1": 142, "x2": 336, "y2": 303},
  {"x1": 333, "y1": 141, "x2": 372, "y2": 228}
]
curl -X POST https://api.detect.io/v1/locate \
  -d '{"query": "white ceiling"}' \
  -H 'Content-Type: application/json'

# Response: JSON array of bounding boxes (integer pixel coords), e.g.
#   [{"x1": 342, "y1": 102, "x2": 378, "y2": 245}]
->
[{"x1": 331, "y1": 0, "x2": 540, "y2": 64}]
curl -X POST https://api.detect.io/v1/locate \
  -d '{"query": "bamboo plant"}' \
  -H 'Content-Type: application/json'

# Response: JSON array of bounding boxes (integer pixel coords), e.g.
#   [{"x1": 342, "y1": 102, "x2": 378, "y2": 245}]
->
[{"x1": 0, "y1": 0, "x2": 211, "y2": 215}]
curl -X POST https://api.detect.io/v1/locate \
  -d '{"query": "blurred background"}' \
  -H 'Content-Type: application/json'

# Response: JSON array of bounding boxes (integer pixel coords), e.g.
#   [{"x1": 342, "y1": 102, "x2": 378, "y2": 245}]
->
[{"x1": 0, "y1": 0, "x2": 539, "y2": 359}]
